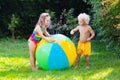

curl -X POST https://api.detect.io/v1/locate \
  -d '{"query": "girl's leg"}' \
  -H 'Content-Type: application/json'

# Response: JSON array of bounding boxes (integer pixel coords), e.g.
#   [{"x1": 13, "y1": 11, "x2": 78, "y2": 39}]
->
[
  {"x1": 85, "y1": 55, "x2": 90, "y2": 68},
  {"x1": 75, "y1": 54, "x2": 81, "y2": 69},
  {"x1": 28, "y1": 41, "x2": 37, "y2": 70}
]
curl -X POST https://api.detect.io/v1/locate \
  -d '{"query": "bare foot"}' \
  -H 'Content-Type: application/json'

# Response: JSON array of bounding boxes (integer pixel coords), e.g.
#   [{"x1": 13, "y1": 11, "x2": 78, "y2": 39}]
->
[
  {"x1": 32, "y1": 67, "x2": 38, "y2": 71},
  {"x1": 75, "y1": 65, "x2": 78, "y2": 69},
  {"x1": 86, "y1": 66, "x2": 90, "y2": 69}
]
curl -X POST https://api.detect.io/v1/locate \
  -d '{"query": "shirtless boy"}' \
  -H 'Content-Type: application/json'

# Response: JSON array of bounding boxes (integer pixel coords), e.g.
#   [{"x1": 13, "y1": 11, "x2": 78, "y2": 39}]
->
[{"x1": 70, "y1": 13, "x2": 95, "y2": 69}]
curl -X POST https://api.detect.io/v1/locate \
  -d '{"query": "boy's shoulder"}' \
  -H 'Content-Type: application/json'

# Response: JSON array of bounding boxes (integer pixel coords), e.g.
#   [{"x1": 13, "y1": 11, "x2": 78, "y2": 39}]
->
[
  {"x1": 79, "y1": 25, "x2": 90, "y2": 28},
  {"x1": 86, "y1": 25, "x2": 92, "y2": 28}
]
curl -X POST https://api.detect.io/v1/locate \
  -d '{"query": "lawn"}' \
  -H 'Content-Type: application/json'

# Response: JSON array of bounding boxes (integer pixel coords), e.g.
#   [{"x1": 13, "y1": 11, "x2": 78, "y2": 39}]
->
[{"x1": 0, "y1": 38, "x2": 120, "y2": 80}]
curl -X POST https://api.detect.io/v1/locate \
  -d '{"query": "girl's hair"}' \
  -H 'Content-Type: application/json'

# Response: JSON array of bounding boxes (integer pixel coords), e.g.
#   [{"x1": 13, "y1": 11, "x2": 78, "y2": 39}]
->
[
  {"x1": 78, "y1": 13, "x2": 90, "y2": 25},
  {"x1": 37, "y1": 13, "x2": 50, "y2": 25}
]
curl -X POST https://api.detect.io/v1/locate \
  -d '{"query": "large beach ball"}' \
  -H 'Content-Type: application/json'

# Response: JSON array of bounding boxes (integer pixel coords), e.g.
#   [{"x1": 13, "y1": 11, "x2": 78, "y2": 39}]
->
[{"x1": 36, "y1": 34, "x2": 76, "y2": 70}]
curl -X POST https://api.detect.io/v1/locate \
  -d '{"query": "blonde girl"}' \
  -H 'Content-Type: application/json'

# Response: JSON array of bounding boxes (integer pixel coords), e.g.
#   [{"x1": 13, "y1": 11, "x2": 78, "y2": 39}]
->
[{"x1": 28, "y1": 13, "x2": 54, "y2": 70}]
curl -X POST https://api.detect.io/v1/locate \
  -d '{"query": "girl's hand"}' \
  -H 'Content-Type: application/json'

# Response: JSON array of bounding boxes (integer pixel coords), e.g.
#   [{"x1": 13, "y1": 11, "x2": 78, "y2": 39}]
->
[{"x1": 48, "y1": 39, "x2": 55, "y2": 42}]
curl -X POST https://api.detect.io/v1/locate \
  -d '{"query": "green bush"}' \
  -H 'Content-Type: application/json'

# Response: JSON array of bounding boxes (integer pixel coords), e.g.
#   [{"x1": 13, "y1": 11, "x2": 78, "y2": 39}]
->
[
  {"x1": 46, "y1": 8, "x2": 78, "y2": 43},
  {"x1": 8, "y1": 14, "x2": 21, "y2": 40},
  {"x1": 89, "y1": 0, "x2": 120, "y2": 56}
]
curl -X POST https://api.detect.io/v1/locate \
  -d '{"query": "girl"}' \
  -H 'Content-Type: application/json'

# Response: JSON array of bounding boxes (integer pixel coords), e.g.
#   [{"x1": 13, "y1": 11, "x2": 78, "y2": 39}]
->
[{"x1": 28, "y1": 13, "x2": 54, "y2": 70}]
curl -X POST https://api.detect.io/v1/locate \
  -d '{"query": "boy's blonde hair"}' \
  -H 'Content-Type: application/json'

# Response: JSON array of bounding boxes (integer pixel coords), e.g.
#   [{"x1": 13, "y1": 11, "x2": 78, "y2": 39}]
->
[
  {"x1": 37, "y1": 13, "x2": 50, "y2": 24},
  {"x1": 78, "y1": 13, "x2": 90, "y2": 25}
]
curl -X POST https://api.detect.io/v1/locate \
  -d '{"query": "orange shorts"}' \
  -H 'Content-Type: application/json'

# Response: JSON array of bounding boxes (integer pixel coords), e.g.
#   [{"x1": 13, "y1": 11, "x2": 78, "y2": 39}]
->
[{"x1": 77, "y1": 41, "x2": 91, "y2": 56}]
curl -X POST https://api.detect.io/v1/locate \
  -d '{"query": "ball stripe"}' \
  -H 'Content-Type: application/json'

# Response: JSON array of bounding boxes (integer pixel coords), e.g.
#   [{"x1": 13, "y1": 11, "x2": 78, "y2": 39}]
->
[
  {"x1": 36, "y1": 39, "x2": 47, "y2": 51},
  {"x1": 36, "y1": 43, "x2": 53, "y2": 70},
  {"x1": 56, "y1": 40, "x2": 77, "y2": 66},
  {"x1": 48, "y1": 43, "x2": 69, "y2": 70}
]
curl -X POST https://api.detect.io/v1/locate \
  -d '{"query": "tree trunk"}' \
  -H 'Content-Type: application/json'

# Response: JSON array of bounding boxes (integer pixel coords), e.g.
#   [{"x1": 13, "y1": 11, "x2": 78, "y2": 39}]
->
[{"x1": 11, "y1": 28, "x2": 15, "y2": 40}]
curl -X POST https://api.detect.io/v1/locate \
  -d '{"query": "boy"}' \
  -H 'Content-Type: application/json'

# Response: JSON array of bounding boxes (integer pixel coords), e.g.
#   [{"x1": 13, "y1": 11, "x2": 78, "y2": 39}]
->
[{"x1": 70, "y1": 13, "x2": 95, "y2": 69}]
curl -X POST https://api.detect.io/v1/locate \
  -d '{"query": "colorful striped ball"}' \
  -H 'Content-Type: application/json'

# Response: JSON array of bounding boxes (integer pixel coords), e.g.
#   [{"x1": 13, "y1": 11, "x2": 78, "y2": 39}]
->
[{"x1": 36, "y1": 34, "x2": 77, "y2": 70}]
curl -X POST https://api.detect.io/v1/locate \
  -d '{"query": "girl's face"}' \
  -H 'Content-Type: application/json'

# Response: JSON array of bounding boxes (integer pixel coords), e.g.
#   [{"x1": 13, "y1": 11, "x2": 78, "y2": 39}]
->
[{"x1": 44, "y1": 16, "x2": 51, "y2": 27}]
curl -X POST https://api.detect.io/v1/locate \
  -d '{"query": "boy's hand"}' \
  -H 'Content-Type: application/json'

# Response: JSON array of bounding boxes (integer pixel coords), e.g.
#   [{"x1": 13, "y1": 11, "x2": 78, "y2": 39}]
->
[
  {"x1": 87, "y1": 38, "x2": 91, "y2": 41},
  {"x1": 70, "y1": 30, "x2": 74, "y2": 35}
]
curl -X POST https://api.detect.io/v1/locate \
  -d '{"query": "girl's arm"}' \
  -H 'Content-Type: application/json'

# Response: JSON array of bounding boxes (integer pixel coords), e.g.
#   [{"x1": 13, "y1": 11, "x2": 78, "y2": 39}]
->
[
  {"x1": 36, "y1": 25, "x2": 54, "y2": 42},
  {"x1": 44, "y1": 28, "x2": 50, "y2": 37},
  {"x1": 70, "y1": 26, "x2": 79, "y2": 35}
]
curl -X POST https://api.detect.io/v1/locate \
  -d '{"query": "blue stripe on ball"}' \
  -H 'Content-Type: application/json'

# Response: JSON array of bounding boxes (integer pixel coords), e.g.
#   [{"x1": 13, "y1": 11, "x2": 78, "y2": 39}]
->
[{"x1": 48, "y1": 43, "x2": 69, "y2": 70}]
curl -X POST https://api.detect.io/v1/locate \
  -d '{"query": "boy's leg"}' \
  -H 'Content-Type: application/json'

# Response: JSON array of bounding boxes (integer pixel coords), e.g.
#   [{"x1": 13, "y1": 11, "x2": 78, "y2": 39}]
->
[
  {"x1": 28, "y1": 41, "x2": 37, "y2": 70},
  {"x1": 75, "y1": 54, "x2": 81, "y2": 69},
  {"x1": 85, "y1": 55, "x2": 90, "y2": 68},
  {"x1": 84, "y1": 42, "x2": 91, "y2": 69}
]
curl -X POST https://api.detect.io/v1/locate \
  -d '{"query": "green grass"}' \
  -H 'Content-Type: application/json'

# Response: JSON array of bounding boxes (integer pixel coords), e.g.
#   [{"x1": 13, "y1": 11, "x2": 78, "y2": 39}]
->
[{"x1": 0, "y1": 38, "x2": 120, "y2": 80}]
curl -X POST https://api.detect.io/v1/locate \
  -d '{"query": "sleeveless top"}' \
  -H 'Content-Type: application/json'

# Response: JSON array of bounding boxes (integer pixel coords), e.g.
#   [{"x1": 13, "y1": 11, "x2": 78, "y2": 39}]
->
[{"x1": 28, "y1": 27, "x2": 45, "y2": 44}]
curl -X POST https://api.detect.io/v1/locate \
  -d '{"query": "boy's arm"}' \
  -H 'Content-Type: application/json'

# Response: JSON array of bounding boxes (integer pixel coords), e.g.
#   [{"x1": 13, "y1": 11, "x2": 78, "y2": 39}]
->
[
  {"x1": 87, "y1": 26, "x2": 95, "y2": 41},
  {"x1": 70, "y1": 26, "x2": 79, "y2": 34}
]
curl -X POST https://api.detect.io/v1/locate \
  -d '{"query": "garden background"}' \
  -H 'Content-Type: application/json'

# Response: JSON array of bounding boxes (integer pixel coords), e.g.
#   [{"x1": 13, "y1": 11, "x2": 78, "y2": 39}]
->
[{"x1": 0, "y1": 0, "x2": 120, "y2": 80}]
